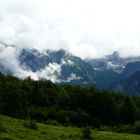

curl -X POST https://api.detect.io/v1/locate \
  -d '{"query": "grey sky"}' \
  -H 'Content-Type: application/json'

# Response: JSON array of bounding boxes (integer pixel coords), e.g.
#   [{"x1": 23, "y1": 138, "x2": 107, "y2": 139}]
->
[{"x1": 1, "y1": 0, "x2": 140, "y2": 58}]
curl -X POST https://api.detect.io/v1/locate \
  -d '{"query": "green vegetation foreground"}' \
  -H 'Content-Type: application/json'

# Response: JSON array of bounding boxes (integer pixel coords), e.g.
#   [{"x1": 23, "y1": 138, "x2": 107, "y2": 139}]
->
[{"x1": 0, "y1": 115, "x2": 140, "y2": 140}]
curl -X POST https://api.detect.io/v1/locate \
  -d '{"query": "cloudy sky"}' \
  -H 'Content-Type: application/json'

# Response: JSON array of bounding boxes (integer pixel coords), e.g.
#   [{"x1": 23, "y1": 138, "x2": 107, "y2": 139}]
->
[{"x1": 1, "y1": 0, "x2": 140, "y2": 58}]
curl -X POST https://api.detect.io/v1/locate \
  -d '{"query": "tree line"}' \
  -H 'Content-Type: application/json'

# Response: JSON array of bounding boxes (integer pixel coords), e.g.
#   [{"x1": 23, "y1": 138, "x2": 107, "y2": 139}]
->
[{"x1": 0, "y1": 73, "x2": 140, "y2": 128}]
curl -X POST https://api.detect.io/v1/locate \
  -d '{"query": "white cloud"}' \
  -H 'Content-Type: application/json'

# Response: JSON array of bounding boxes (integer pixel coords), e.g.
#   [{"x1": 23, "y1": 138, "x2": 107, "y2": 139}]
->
[
  {"x1": 37, "y1": 63, "x2": 62, "y2": 82},
  {"x1": 61, "y1": 59, "x2": 74, "y2": 66},
  {"x1": 0, "y1": 43, "x2": 39, "y2": 79},
  {"x1": 0, "y1": 0, "x2": 140, "y2": 60},
  {"x1": 67, "y1": 73, "x2": 82, "y2": 82}
]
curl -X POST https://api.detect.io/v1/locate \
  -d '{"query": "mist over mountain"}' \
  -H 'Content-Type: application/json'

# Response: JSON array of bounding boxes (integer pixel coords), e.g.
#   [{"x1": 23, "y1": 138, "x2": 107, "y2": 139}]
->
[
  {"x1": 0, "y1": 42, "x2": 97, "y2": 84},
  {"x1": 1, "y1": 0, "x2": 140, "y2": 95},
  {"x1": 1, "y1": 41, "x2": 140, "y2": 95},
  {"x1": 86, "y1": 51, "x2": 140, "y2": 72}
]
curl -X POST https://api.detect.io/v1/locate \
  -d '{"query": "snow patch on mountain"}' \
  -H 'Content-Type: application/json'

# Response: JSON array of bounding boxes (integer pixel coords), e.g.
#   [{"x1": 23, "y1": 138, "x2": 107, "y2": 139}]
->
[
  {"x1": 106, "y1": 62, "x2": 125, "y2": 72},
  {"x1": 67, "y1": 73, "x2": 82, "y2": 82},
  {"x1": 61, "y1": 59, "x2": 74, "y2": 66},
  {"x1": 37, "y1": 62, "x2": 62, "y2": 82}
]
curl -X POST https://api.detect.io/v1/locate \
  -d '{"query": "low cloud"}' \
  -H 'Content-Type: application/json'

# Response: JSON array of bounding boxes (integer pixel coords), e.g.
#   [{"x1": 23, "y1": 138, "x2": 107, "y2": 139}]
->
[
  {"x1": 67, "y1": 73, "x2": 82, "y2": 82},
  {"x1": 1, "y1": 0, "x2": 140, "y2": 80},
  {"x1": 0, "y1": 0, "x2": 140, "y2": 59},
  {"x1": 61, "y1": 59, "x2": 74, "y2": 66},
  {"x1": 37, "y1": 63, "x2": 62, "y2": 82},
  {"x1": 0, "y1": 41, "x2": 76, "y2": 81}
]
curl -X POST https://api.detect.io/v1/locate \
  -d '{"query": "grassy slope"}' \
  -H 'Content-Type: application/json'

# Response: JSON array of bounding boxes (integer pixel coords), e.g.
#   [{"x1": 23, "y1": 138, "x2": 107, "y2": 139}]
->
[{"x1": 0, "y1": 115, "x2": 140, "y2": 140}]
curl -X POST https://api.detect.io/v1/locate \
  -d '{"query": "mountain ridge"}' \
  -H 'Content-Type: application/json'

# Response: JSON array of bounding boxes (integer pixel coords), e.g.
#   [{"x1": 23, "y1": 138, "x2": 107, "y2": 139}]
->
[{"x1": 1, "y1": 42, "x2": 140, "y2": 95}]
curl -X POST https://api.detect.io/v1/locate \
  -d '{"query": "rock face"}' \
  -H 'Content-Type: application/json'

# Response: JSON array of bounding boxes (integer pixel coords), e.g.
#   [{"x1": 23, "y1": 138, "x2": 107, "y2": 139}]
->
[
  {"x1": 111, "y1": 71, "x2": 140, "y2": 96},
  {"x1": 18, "y1": 49, "x2": 140, "y2": 94},
  {"x1": 1, "y1": 42, "x2": 140, "y2": 95},
  {"x1": 19, "y1": 48, "x2": 97, "y2": 84},
  {"x1": 124, "y1": 71, "x2": 140, "y2": 95},
  {"x1": 86, "y1": 51, "x2": 140, "y2": 73}
]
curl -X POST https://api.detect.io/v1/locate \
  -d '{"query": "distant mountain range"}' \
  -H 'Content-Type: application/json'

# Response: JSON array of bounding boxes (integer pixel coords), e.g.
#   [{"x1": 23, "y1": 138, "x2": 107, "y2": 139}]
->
[
  {"x1": 86, "y1": 51, "x2": 140, "y2": 73},
  {"x1": 19, "y1": 48, "x2": 96, "y2": 84},
  {"x1": 1, "y1": 42, "x2": 140, "y2": 95},
  {"x1": 87, "y1": 53, "x2": 140, "y2": 95}
]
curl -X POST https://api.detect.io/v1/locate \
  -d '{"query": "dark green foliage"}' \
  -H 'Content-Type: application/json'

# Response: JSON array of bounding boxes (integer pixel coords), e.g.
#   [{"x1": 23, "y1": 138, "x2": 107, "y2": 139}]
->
[
  {"x1": 0, "y1": 74, "x2": 140, "y2": 130},
  {"x1": 23, "y1": 120, "x2": 38, "y2": 130},
  {"x1": 0, "y1": 137, "x2": 14, "y2": 140},
  {"x1": 45, "y1": 119, "x2": 60, "y2": 125},
  {"x1": 100, "y1": 124, "x2": 132, "y2": 134},
  {"x1": 132, "y1": 121, "x2": 140, "y2": 134},
  {"x1": 0, "y1": 122, "x2": 7, "y2": 133},
  {"x1": 81, "y1": 127, "x2": 92, "y2": 139},
  {"x1": 0, "y1": 75, "x2": 29, "y2": 118},
  {"x1": 118, "y1": 97, "x2": 136, "y2": 124}
]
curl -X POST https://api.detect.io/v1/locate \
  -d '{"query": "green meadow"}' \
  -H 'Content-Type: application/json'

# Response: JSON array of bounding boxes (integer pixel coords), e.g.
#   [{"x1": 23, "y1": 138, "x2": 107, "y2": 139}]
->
[{"x1": 0, "y1": 115, "x2": 140, "y2": 140}]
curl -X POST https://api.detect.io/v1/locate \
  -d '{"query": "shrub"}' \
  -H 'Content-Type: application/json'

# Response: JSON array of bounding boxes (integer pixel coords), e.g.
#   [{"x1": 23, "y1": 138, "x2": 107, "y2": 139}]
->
[
  {"x1": 81, "y1": 127, "x2": 92, "y2": 139},
  {"x1": 100, "y1": 124, "x2": 132, "y2": 134},
  {"x1": 112, "y1": 125, "x2": 132, "y2": 133},
  {"x1": 0, "y1": 122, "x2": 7, "y2": 133},
  {"x1": 0, "y1": 137, "x2": 14, "y2": 140},
  {"x1": 45, "y1": 119, "x2": 60, "y2": 125},
  {"x1": 100, "y1": 125, "x2": 112, "y2": 131},
  {"x1": 23, "y1": 120, "x2": 38, "y2": 130},
  {"x1": 132, "y1": 120, "x2": 140, "y2": 134}
]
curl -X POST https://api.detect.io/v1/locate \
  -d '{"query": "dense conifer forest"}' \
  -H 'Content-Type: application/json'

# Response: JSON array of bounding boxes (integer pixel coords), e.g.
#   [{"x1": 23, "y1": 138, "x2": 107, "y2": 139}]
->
[{"x1": 1, "y1": 73, "x2": 140, "y2": 134}]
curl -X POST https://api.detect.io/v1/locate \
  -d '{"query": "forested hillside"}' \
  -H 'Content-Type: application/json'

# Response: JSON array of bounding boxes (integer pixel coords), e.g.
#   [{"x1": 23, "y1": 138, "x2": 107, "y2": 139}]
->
[{"x1": 0, "y1": 73, "x2": 140, "y2": 129}]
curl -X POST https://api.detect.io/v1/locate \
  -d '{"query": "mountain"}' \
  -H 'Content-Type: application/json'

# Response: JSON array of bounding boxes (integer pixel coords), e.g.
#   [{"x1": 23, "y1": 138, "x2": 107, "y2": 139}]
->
[
  {"x1": 85, "y1": 52, "x2": 140, "y2": 92},
  {"x1": 123, "y1": 71, "x2": 140, "y2": 95},
  {"x1": 106, "y1": 61, "x2": 140, "y2": 95},
  {"x1": 1, "y1": 41, "x2": 140, "y2": 95},
  {"x1": 18, "y1": 50, "x2": 140, "y2": 95},
  {"x1": 18, "y1": 49, "x2": 140, "y2": 90},
  {"x1": 20, "y1": 49, "x2": 51, "y2": 72},
  {"x1": 19, "y1": 48, "x2": 97, "y2": 84},
  {"x1": 111, "y1": 71, "x2": 140, "y2": 96},
  {"x1": 86, "y1": 51, "x2": 140, "y2": 73},
  {"x1": 0, "y1": 42, "x2": 97, "y2": 85},
  {"x1": 94, "y1": 70, "x2": 120, "y2": 89},
  {"x1": 121, "y1": 61, "x2": 140, "y2": 78},
  {"x1": 0, "y1": 41, "x2": 97, "y2": 84}
]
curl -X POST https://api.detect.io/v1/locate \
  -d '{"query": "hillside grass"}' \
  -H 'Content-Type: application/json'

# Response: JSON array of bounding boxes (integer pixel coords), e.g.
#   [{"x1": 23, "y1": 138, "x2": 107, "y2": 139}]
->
[{"x1": 0, "y1": 115, "x2": 140, "y2": 140}]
